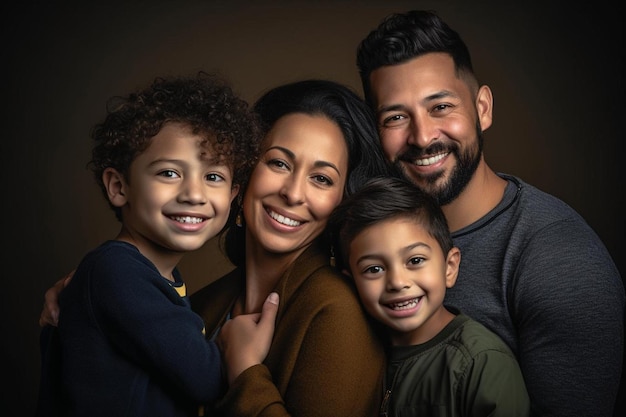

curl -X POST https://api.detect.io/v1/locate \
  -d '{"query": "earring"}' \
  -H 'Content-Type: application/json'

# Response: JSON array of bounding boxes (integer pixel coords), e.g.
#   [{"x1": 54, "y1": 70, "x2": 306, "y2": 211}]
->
[
  {"x1": 235, "y1": 208, "x2": 243, "y2": 227},
  {"x1": 329, "y1": 245, "x2": 336, "y2": 267},
  {"x1": 235, "y1": 195, "x2": 243, "y2": 227}
]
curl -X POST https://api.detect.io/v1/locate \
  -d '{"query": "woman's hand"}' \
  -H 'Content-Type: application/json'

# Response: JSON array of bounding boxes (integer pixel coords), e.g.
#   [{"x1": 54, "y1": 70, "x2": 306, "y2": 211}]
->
[
  {"x1": 38, "y1": 271, "x2": 74, "y2": 327},
  {"x1": 216, "y1": 292, "x2": 279, "y2": 385}
]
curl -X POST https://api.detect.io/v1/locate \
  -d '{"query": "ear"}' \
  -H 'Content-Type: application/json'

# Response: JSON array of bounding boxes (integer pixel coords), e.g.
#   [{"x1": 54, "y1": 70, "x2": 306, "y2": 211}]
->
[
  {"x1": 445, "y1": 247, "x2": 461, "y2": 289},
  {"x1": 230, "y1": 184, "x2": 240, "y2": 204},
  {"x1": 476, "y1": 85, "x2": 493, "y2": 133},
  {"x1": 102, "y1": 167, "x2": 128, "y2": 207}
]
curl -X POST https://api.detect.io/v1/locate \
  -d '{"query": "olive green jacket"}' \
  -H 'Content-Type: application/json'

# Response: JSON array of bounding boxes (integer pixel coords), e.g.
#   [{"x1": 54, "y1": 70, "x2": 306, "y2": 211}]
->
[
  {"x1": 381, "y1": 312, "x2": 530, "y2": 416},
  {"x1": 191, "y1": 241, "x2": 385, "y2": 417}
]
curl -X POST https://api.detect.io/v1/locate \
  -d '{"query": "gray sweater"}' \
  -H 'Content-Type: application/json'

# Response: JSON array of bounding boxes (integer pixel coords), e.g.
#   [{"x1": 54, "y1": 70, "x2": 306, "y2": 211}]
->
[{"x1": 445, "y1": 174, "x2": 624, "y2": 417}]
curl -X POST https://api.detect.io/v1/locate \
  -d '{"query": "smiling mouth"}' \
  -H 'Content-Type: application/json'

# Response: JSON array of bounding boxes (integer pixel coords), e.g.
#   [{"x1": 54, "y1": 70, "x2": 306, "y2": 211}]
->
[
  {"x1": 411, "y1": 152, "x2": 448, "y2": 166},
  {"x1": 268, "y1": 210, "x2": 302, "y2": 227},
  {"x1": 170, "y1": 216, "x2": 205, "y2": 224},
  {"x1": 386, "y1": 297, "x2": 421, "y2": 310}
]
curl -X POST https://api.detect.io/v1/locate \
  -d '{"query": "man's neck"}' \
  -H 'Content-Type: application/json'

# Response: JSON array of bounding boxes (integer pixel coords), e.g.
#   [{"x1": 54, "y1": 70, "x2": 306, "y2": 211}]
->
[{"x1": 441, "y1": 162, "x2": 507, "y2": 232}]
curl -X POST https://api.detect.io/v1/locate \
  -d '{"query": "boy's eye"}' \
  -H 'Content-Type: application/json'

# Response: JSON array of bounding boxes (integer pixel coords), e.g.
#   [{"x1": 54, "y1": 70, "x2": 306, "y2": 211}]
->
[
  {"x1": 158, "y1": 170, "x2": 180, "y2": 179},
  {"x1": 409, "y1": 257, "x2": 425, "y2": 265},
  {"x1": 206, "y1": 173, "x2": 225, "y2": 182},
  {"x1": 365, "y1": 265, "x2": 383, "y2": 274}
]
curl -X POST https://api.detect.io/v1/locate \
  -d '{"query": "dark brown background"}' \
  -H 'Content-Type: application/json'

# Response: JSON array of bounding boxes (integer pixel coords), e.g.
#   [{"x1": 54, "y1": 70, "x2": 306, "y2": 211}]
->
[{"x1": 3, "y1": 1, "x2": 624, "y2": 414}]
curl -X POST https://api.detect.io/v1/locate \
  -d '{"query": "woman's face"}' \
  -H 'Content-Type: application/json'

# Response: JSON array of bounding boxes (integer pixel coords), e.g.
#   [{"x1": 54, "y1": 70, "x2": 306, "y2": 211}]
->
[{"x1": 243, "y1": 113, "x2": 348, "y2": 258}]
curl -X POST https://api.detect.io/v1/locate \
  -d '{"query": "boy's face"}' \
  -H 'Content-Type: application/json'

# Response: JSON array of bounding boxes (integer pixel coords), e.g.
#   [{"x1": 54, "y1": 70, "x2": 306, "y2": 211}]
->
[
  {"x1": 347, "y1": 217, "x2": 459, "y2": 346},
  {"x1": 113, "y1": 122, "x2": 238, "y2": 258}
]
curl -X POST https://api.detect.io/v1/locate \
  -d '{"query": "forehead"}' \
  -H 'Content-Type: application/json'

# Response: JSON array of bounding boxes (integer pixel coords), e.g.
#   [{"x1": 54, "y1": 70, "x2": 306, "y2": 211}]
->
[
  {"x1": 356, "y1": 214, "x2": 429, "y2": 239},
  {"x1": 349, "y1": 218, "x2": 435, "y2": 265},
  {"x1": 263, "y1": 113, "x2": 349, "y2": 169},
  {"x1": 136, "y1": 122, "x2": 226, "y2": 165},
  {"x1": 369, "y1": 53, "x2": 465, "y2": 108}
]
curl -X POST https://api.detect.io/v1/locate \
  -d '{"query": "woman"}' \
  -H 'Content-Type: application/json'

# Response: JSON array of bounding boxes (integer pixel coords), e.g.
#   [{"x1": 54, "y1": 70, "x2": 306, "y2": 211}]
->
[
  {"x1": 194, "y1": 79, "x2": 393, "y2": 416},
  {"x1": 40, "y1": 79, "x2": 394, "y2": 416}
]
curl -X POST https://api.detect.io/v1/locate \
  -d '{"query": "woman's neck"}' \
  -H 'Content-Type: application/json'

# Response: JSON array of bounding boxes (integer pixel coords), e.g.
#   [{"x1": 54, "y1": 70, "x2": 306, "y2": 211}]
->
[{"x1": 241, "y1": 233, "x2": 309, "y2": 314}]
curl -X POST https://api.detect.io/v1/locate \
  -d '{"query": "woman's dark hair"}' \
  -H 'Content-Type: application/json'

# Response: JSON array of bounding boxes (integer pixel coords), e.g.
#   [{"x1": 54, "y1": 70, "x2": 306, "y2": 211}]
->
[
  {"x1": 222, "y1": 79, "x2": 394, "y2": 266},
  {"x1": 328, "y1": 175, "x2": 454, "y2": 271}
]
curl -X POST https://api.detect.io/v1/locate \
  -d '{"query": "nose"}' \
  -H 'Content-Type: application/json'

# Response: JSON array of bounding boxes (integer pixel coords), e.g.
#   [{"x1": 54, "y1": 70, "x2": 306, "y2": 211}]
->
[
  {"x1": 279, "y1": 173, "x2": 305, "y2": 206},
  {"x1": 386, "y1": 268, "x2": 411, "y2": 292},
  {"x1": 178, "y1": 177, "x2": 207, "y2": 205},
  {"x1": 406, "y1": 112, "x2": 439, "y2": 149}
]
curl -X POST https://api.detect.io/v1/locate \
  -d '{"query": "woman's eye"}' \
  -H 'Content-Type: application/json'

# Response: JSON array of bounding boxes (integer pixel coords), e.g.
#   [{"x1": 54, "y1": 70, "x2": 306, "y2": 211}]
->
[
  {"x1": 268, "y1": 159, "x2": 289, "y2": 170},
  {"x1": 313, "y1": 175, "x2": 333, "y2": 186}
]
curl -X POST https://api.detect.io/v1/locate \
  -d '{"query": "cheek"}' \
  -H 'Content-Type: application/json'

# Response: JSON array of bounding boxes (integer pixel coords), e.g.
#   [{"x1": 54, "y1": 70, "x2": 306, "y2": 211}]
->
[
  {"x1": 214, "y1": 189, "x2": 236, "y2": 212},
  {"x1": 380, "y1": 130, "x2": 403, "y2": 158},
  {"x1": 132, "y1": 183, "x2": 164, "y2": 208},
  {"x1": 355, "y1": 279, "x2": 378, "y2": 300},
  {"x1": 244, "y1": 169, "x2": 271, "y2": 202},
  {"x1": 310, "y1": 192, "x2": 343, "y2": 221},
  {"x1": 446, "y1": 116, "x2": 471, "y2": 138}
]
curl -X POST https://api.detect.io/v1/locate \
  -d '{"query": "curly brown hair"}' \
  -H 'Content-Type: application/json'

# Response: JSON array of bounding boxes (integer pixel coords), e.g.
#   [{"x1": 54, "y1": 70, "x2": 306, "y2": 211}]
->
[{"x1": 89, "y1": 72, "x2": 260, "y2": 222}]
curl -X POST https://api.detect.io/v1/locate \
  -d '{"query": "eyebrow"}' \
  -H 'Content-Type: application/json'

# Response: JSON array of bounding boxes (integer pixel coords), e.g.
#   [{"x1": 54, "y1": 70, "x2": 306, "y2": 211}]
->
[
  {"x1": 377, "y1": 89, "x2": 457, "y2": 114},
  {"x1": 266, "y1": 145, "x2": 342, "y2": 176},
  {"x1": 354, "y1": 241, "x2": 432, "y2": 264}
]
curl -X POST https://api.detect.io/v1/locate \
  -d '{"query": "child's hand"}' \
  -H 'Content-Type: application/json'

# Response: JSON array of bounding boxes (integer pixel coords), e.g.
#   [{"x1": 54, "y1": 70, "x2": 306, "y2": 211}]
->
[
  {"x1": 38, "y1": 271, "x2": 74, "y2": 327},
  {"x1": 217, "y1": 292, "x2": 279, "y2": 385}
]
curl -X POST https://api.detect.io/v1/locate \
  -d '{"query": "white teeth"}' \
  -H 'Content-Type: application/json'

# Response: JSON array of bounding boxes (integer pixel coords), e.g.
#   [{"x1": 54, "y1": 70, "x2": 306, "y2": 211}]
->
[
  {"x1": 171, "y1": 216, "x2": 204, "y2": 224},
  {"x1": 414, "y1": 153, "x2": 447, "y2": 166},
  {"x1": 269, "y1": 210, "x2": 301, "y2": 227},
  {"x1": 389, "y1": 298, "x2": 419, "y2": 310}
]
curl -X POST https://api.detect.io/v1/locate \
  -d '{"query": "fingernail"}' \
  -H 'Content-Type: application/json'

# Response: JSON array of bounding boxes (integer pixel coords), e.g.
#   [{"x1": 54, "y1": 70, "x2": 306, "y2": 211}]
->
[{"x1": 267, "y1": 292, "x2": 279, "y2": 304}]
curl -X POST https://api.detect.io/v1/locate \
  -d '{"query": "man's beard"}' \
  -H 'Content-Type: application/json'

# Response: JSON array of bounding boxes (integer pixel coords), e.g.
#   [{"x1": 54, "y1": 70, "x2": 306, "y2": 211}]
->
[{"x1": 394, "y1": 123, "x2": 484, "y2": 206}]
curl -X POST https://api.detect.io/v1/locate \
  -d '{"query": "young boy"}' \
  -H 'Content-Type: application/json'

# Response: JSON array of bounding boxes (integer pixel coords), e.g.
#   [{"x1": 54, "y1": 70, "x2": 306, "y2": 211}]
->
[
  {"x1": 329, "y1": 176, "x2": 530, "y2": 417},
  {"x1": 37, "y1": 73, "x2": 276, "y2": 416}
]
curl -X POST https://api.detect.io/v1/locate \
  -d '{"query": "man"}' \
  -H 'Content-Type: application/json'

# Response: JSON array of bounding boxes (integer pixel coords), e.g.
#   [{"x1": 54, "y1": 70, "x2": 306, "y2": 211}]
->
[{"x1": 356, "y1": 10, "x2": 624, "y2": 417}]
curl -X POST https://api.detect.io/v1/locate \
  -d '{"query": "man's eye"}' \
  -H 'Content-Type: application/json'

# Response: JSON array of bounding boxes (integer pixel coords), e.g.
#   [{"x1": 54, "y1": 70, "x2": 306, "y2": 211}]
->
[
  {"x1": 382, "y1": 114, "x2": 405, "y2": 124},
  {"x1": 432, "y1": 103, "x2": 451, "y2": 113}
]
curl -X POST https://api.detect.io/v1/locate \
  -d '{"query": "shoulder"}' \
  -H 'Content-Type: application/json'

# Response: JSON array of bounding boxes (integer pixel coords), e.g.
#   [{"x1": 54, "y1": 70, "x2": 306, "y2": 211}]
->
[
  {"x1": 502, "y1": 174, "x2": 617, "y2": 263},
  {"x1": 82, "y1": 241, "x2": 147, "y2": 271},
  {"x1": 506, "y1": 174, "x2": 586, "y2": 225},
  {"x1": 291, "y1": 266, "x2": 369, "y2": 322},
  {"x1": 304, "y1": 265, "x2": 359, "y2": 299},
  {"x1": 451, "y1": 315, "x2": 516, "y2": 359}
]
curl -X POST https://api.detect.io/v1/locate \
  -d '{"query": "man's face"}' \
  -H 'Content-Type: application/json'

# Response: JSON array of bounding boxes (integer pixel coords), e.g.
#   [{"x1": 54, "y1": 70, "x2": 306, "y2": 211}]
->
[{"x1": 369, "y1": 53, "x2": 485, "y2": 206}]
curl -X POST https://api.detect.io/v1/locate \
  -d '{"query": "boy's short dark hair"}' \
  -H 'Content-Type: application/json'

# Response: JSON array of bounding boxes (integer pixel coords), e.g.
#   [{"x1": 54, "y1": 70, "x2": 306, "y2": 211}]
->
[
  {"x1": 329, "y1": 175, "x2": 454, "y2": 271},
  {"x1": 89, "y1": 72, "x2": 260, "y2": 222}
]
